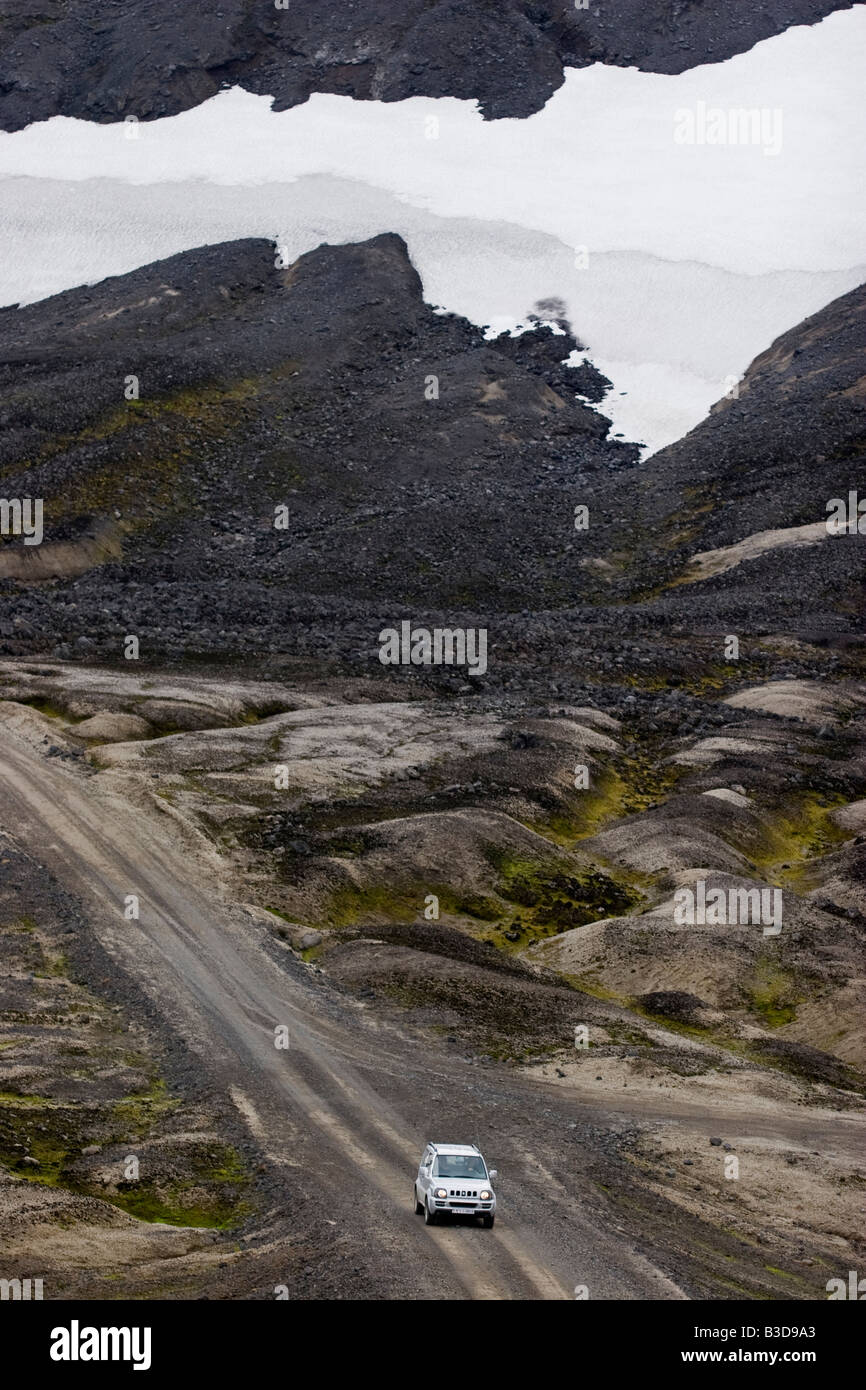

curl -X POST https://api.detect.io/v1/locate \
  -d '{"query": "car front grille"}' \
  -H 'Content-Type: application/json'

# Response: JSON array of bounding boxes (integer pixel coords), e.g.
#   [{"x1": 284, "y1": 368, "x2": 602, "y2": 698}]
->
[{"x1": 431, "y1": 1184, "x2": 493, "y2": 1212}]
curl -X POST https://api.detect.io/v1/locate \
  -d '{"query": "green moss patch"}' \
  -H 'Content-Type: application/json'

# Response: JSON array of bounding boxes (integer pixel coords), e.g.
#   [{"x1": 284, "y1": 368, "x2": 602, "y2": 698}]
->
[
  {"x1": 748, "y1": 792, "x2": 849, "y2": 887},
  {"x1": 531, "y1": 746, "x2": 684, "y2": 846},
  {"x1": 0, "y1": 1086, "x2": 252, "y2": 1223},
  {"x1": 493, "y1": 854, "x2": 643, "y2": 941},
  {"x1": 0, "y1": 1091, "x2": 59, "y2": 1108},
  {"x1": 743, "y1": 960, "x2": 803, "y2": 1028},
  {"x1": 323, "y1": 881, "x2": 419, "y2": 928},
  {"x1": 111, "y1": 1079, "x2": 180, "y2": 1136},
  {"x1": 110, "y1": 1145, "x2": 250, "y2": 1229},
  {"x1": 0, "y1": 1092, "x2": 79, "y2": 1185}
]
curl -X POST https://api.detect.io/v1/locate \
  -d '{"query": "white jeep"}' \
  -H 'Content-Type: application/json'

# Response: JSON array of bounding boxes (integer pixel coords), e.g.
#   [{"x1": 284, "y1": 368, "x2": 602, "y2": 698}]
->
[{"x1": 414, "y1": 1142, "x2": 497, "y2": 1228}]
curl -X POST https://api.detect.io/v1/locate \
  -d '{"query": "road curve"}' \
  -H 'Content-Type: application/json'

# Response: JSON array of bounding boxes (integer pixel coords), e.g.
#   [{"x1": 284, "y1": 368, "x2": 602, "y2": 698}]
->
[{"x1": 0, "y1": 719, "x2": 728, "y2": 1298}]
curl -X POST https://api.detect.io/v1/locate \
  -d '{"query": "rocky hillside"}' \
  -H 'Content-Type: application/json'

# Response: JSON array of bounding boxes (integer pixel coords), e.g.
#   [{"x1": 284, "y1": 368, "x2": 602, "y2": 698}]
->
[
  {"x1": 1, "y1": 235, "x2": 865, "y2": 1301},
  {"x1": 0, "y1": 234, "x2": 863, "y2": 699},
  {"x1": 632, "y1": 282, "x2": 866, "y2": 560},
  {"x1": 0, "y1": 0, "x2": 854, "y2": 129},
  {"x1": 0, "y1": 232, "x2": 640, "y2": 665},
  {"x1": 621, "y1": 281, "x2": 866, "y2": 641}
]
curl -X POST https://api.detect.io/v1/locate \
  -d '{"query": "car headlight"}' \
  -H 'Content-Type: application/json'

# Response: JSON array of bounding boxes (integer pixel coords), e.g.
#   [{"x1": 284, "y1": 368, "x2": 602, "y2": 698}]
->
[
  {"x1": 435, "y1": 1188, "x2": 447, "y2": 1199},
  {"x1": 480, "y1": 1190, "x2": 491, "y2": 1201}
]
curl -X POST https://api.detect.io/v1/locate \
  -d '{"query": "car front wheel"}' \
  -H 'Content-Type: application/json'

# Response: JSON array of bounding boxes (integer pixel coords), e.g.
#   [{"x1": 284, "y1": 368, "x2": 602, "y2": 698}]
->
[
  {"x1": 424, "y1": 1198, "x2": 437, "y2": 1226},
  {"x1": 414, "y1": 1186, "x2": 423, "y2": 1215},
  {"x1": 481, "y1": 1214, "x2": 494, "y2": 1229}
]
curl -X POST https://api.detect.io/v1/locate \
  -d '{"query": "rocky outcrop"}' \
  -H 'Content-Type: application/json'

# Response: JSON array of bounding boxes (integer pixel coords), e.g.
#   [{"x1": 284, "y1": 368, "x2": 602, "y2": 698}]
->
[
  {"x1": 620, "y1": 281, "x2": 866, "y2": 640},
  {"x1": 0, "y1": 0, "x2": 854, "y2": 130},
  {"x1": 0, "y1": 233, "x2": 637, "y2": 664},
  {"x1": 0, "y1": 234, "x2": 863, "y2": 697}
]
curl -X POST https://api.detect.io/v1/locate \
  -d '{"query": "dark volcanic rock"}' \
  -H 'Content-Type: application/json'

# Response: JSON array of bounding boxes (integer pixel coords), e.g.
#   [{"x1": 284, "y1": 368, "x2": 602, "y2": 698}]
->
[
  {"x1": 639, "y1": 991, "x2": 708, "y2": 1022},
  {"x1": 0, "y1": 1, "x2": 854, "y2": 130},
  {"x1": 0, "y1": 232, "x2": 637, "y2": 664},
  {"x1": 619, "y1": 281, "x2": 866, "y2": 636},
  {"x1": 750, "y1": 1038, "x2": 865, "y2": 1092},
  {"x1": 636, "y1": 283, "x2": 866, "y2": 552},
  {"x1": 0, "y1": 233, "x2": 863, "y2": 703}
]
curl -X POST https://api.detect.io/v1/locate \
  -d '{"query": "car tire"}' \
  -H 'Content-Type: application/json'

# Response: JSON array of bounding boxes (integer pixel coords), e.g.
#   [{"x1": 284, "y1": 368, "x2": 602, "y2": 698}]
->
[
  {"x1": 481, "y1": 1214, "x2": 494, "y2": 1229},
  {"x1": 414, "y1": 1186, "x2": 423, "y2": 1215},
  {"x1": 424, "y1": 1198, "x2": 437, "y2": 1226}
]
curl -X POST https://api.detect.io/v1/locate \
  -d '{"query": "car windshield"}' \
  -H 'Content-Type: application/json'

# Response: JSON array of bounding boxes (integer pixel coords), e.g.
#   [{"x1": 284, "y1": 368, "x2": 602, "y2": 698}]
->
[{"x1": 434, "y1": 1154, "x2": 486, "y2": 1179}]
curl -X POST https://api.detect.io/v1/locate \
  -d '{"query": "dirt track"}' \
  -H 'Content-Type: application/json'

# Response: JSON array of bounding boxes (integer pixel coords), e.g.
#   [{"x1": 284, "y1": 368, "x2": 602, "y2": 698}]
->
[{"x1": 0, "y1": 716, "x2": 861, "y2": 1300}]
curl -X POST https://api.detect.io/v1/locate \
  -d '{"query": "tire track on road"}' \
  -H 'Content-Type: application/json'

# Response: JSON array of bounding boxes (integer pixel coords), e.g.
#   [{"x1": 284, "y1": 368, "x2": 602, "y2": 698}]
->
[{"x1": 0, "y1": 725, "x2": 571, "y2": 1300}]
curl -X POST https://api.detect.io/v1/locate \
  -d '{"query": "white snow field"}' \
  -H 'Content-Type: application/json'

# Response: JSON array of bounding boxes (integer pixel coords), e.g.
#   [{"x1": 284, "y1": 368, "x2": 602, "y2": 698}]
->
[{"x1": 0, "y1": 7, "x2": 863, "y2": 454}]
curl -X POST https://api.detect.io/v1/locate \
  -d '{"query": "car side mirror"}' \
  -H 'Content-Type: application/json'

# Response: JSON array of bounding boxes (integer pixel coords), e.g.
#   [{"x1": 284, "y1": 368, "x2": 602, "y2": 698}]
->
[{"x1": 489, "y1": 1169, "x2": 498, "y2": 1183}]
